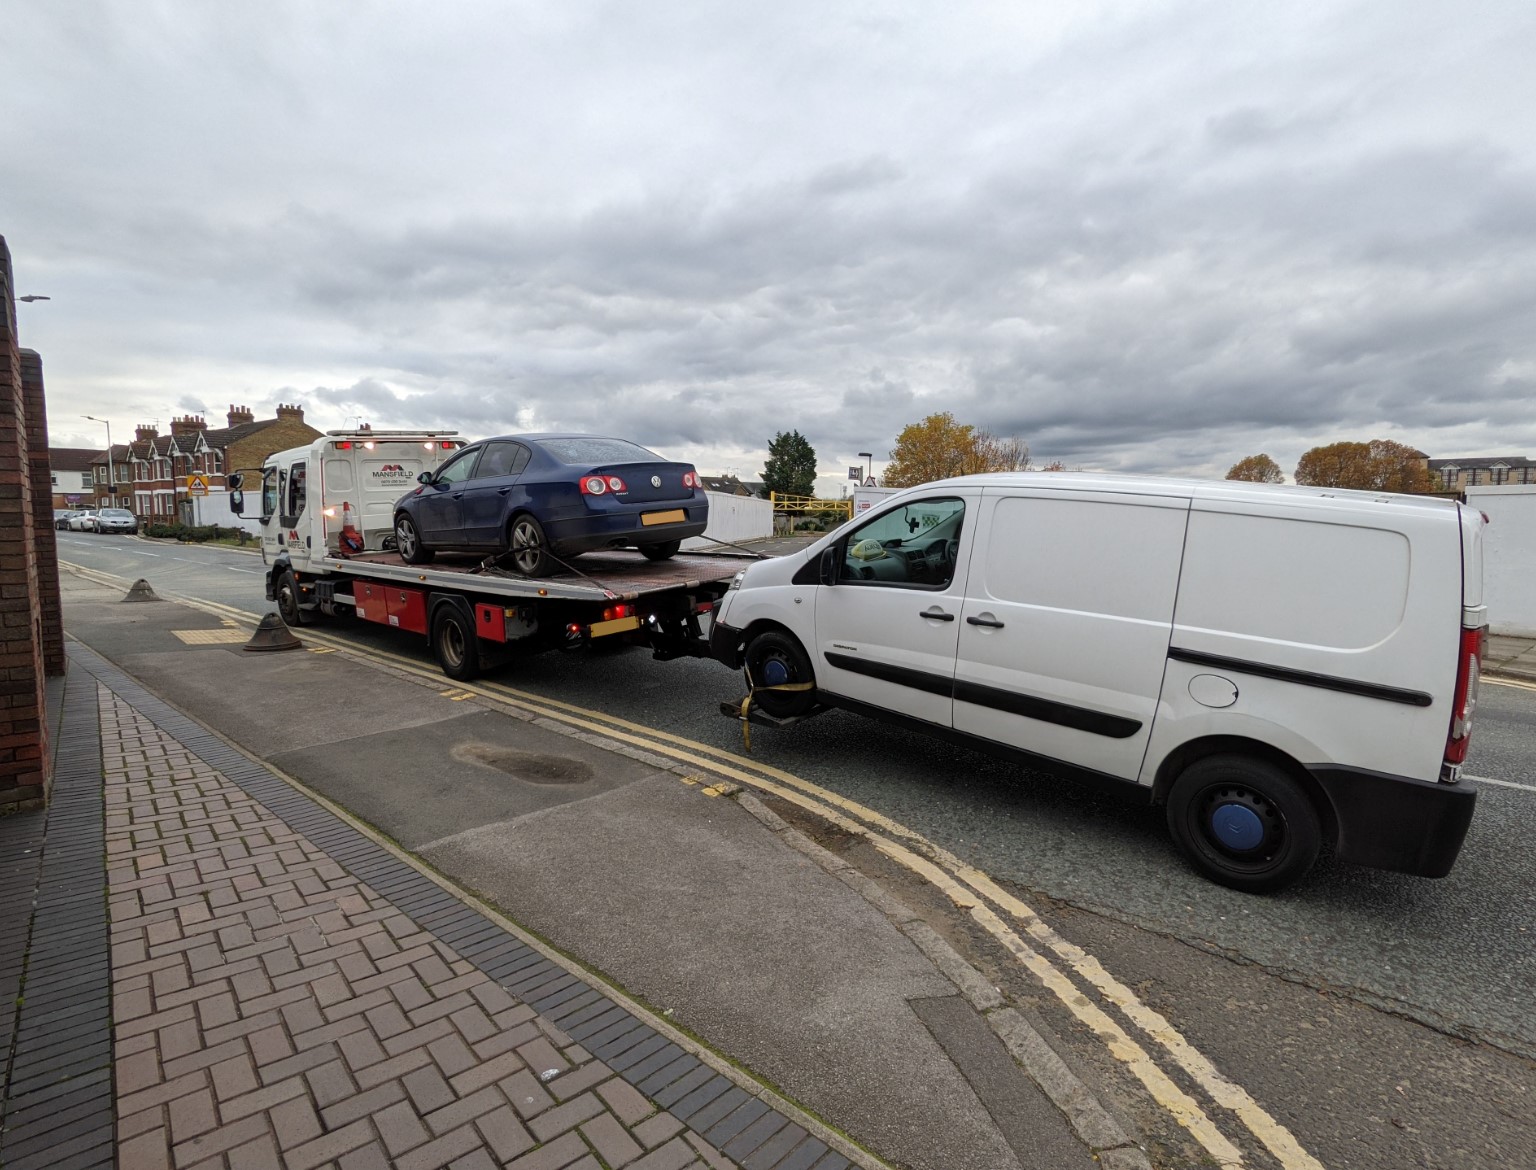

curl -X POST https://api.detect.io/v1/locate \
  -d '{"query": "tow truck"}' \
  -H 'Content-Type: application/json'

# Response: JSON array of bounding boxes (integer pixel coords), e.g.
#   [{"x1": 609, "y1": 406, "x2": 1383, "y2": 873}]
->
[{"x1": 230, "y1": 430, "x2": 744, "y2": 680}]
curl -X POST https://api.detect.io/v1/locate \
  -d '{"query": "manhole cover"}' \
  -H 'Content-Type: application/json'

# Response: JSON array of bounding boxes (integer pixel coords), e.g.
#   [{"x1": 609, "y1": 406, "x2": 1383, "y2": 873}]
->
[{"x1": 450, "y1": 743, "x2": 594, "y2": 785}]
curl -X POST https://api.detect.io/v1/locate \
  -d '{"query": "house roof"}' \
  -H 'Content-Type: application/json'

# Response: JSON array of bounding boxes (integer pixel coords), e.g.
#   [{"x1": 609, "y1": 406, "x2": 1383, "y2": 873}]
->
[
  {"x1": 49, "y1": 447, "x2": 100, "y2": 472},
  {"x1": 1427, "y1": 455, "x2": 1534, "y2": 470}
]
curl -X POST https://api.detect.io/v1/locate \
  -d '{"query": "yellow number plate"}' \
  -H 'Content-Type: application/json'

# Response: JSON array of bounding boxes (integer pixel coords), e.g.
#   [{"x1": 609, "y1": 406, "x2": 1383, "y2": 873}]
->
[{"x1": 641, "y1": 509, "x2": 687, "y2": 526}]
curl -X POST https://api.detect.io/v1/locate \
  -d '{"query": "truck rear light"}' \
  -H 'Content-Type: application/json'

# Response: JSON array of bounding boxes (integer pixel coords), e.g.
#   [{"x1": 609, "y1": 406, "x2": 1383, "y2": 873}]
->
[
  {"x1": 334, "y1": 441, "x2": 352, "y2": 450},
  {"x1": 601, "y1": 604, "x2": 635, "y2": 622},
  {"x1": 1443, "y1": 625, "x2": 1486, "y2": 765}
]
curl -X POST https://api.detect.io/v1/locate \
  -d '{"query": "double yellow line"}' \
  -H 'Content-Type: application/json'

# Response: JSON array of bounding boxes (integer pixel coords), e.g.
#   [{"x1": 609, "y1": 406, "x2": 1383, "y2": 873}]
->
[{"x1": 62, "y1": 561, "x2": 1324, "y2": 1170}]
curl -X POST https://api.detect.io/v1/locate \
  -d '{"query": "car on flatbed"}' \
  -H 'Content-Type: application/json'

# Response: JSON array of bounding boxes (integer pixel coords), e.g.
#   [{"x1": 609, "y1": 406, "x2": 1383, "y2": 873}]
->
[
  {"x1": 393, "y1": 433, "x2": 708, "y2": 575},
  {"x1": 231, "y1": 430, "x2": 738, "y2": 680}
]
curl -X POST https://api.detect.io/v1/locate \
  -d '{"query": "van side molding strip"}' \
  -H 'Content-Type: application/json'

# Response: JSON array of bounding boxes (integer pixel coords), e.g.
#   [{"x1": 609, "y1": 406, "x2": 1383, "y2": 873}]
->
[
  {"x1": 1167, "y1": 647, "x2": 1433, "y2": 708},
  {"x1": 823, "y1": 652, "x2": 1143, "y2": 738}
]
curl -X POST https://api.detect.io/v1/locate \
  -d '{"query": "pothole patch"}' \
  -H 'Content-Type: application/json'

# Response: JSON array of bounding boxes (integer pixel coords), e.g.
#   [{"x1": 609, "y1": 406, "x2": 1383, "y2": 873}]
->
[{"x1": 450, "y1": 742, "x2": 594, "y2": 785}]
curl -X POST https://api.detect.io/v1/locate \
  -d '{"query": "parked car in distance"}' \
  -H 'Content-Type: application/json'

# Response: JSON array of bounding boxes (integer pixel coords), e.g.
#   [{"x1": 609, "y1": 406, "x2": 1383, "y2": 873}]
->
[
  {"x1": 65, "y1": 508, "x2": 99, "y2": 531},
  {"x1": 710, "y1": 472, "x2": 1487, "y2": 893},
  {"x1": 53, "y1": 508, "x2": 75, "y2": 529},
  {"x1": 92, "y1": 508, "x2": 137, "y2": 534},
  {"x1": 393, "y1": 433, "x2": 708, "y2": 576}
]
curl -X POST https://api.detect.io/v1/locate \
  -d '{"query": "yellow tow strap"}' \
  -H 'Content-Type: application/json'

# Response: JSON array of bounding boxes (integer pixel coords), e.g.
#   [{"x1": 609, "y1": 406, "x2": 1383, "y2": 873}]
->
[{"x1": 736, "y1": 665, "x2": 814, "y2": 752}]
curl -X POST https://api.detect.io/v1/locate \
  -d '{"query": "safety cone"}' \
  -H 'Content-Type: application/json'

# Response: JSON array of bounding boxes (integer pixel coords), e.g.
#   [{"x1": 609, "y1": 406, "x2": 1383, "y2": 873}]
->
[
  {"x1": 122, "y1": 578, "x2": 161, "y2": 603},
  {"x1": 243, "y1": 612, "x2": 303, "y2": 652}
]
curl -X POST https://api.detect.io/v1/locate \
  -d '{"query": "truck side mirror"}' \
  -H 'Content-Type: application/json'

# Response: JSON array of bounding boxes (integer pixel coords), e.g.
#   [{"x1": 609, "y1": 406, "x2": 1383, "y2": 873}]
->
[
  {"x1": 819, "y1": 547, "x2": 838, "y2": 586},
  {"x1": 229, "y1": 489, "x2": 245, "y2": 515},
  {"x1": 227, "y1": 472, "x2": 243, "y2": 491}
]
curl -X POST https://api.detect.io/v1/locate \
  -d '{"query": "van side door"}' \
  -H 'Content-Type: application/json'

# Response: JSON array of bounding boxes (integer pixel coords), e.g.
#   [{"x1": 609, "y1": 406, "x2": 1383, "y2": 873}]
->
[
  {"x1": 953, "y1": 489, "x2": 1190, "y2": 782},
  {"x1": 812, "y1": 492, "x2": 977, "y2": 728}
]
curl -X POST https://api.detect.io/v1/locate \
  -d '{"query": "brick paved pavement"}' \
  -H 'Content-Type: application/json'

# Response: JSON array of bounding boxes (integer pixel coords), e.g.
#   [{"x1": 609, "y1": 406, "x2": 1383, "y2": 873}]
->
[{"x1": 94, "y1": 667, "x2": 856, "y2": 1170}]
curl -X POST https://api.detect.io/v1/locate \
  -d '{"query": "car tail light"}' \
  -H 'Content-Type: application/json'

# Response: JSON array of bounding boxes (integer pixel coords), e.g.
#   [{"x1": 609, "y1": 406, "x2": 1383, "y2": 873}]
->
[
  {"x1": 580, "y1": 475, "x2": 627, "y2": 495},
  {"x1": 1444, "y1": 625, "x2": 1487, "y2": 765},
  {"x1": 683, "y1": 470, "x2": 701, "y2": 489}
]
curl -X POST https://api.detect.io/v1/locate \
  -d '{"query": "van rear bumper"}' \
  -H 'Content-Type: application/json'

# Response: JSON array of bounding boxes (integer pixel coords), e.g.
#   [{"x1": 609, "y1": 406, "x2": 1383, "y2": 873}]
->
[{"x1": 1308, "y1": 765, "x2": 1478, "y2": 878}]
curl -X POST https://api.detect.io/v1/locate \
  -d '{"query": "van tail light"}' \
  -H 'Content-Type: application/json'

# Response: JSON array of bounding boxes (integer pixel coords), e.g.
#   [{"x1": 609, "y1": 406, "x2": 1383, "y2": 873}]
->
[{"x1": 1443, "y1": 625, "x2": 1487, "y2": 765}]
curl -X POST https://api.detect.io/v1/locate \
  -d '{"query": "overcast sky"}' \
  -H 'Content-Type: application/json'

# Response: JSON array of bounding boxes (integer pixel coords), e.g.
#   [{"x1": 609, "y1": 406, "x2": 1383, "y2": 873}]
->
[{"x1": 6, "y1": 1, "x2": 1535, "y2": 493}]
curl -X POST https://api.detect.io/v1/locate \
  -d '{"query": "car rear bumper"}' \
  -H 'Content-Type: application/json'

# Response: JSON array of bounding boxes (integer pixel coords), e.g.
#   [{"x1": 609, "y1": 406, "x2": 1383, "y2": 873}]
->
[
  {"x1": 1308, "y1": 764, "x2": 1478, "y2": 877},
  {"x1": 545, "y1": 506, "x2": 708, "y2": 554}
]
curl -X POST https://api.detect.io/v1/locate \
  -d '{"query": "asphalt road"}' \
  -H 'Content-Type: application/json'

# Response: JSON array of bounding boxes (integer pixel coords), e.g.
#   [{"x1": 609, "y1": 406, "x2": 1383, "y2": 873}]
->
[{"x1": 57, "y1": 533, "x2": 1536, "y2": 1167}]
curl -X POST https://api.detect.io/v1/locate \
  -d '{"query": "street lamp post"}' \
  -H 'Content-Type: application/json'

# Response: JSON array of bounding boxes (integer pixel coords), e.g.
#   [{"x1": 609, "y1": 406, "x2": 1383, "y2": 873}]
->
[
  {"x1": 858, "y1": 452, "x2": 873, "y2": 485},
  {"x1": 83, "y1": 415, "x2": 114, "y2": 505}
]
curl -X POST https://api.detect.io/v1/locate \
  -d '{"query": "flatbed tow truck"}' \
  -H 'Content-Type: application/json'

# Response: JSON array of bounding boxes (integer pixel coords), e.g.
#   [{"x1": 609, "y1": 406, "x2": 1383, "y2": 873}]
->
[{"x1": 232, "y1": 430, "x2": 747, "y2": 680}]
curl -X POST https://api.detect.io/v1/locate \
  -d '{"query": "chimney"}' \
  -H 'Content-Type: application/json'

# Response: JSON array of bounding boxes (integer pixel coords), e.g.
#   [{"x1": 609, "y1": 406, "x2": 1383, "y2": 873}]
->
[
  {"x1": 135, "y1": 424, "x2": 158, "y2": 442},
  {"x1": 226, "y1": 404, "x2": 255, "y2": 427},
  {"x1": 275, "y1": 402, "x2": 305, "y2": 423},
  {"x1": 170, "y1": 414, "x2": 207, "y2": 437}
]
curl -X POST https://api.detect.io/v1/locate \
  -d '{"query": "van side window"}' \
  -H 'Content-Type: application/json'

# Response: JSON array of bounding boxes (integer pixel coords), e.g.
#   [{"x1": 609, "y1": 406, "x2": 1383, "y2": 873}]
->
[{"x1": 839, "y1": 497, "x2": 965, "y2": 589}]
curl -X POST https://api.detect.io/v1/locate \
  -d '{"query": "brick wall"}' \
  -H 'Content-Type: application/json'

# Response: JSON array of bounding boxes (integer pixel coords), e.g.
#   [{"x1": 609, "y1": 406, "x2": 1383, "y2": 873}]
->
[
  {"x1": 0, "y1": 236, "x2": 50, "y2": 812},
  {"x1": 226, "y1": 417, "x2": 322, "y2": 477},
  {"x1": 22, "y1": 351, "x2": 64, "y2": 678}
]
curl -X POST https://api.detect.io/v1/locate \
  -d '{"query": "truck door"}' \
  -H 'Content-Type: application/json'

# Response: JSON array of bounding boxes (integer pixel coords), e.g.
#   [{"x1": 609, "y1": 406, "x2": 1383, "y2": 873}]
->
[
  {"x1": 415, "y1": 446, "x2": 482, "y2": 545},
  {"x1": 260, "y1": 464, "x2": 282, "y2": 558},
  {"x1": 461, "y1": 441, "x2": 532, "y2": 547},
  {"x1": 812, "y1": 493, "x2": 976, "y2": 728},
  {"x1": 952, "y1": 490, "x2": 1189, "y2": 782},
  {"x1": 280, "y1": 459, "x2": 312, "y2": 568}
]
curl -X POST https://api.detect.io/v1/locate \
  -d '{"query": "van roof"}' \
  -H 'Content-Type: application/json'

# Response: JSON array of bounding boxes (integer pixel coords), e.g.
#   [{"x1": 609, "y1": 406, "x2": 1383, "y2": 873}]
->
[{"x1": 920, "y1": 471, "x2": 1461, "y2": 515}]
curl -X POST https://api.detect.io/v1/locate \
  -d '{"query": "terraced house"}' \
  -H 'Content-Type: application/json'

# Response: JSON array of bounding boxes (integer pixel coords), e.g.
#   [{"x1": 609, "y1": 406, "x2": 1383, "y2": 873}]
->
[
  {"x1": 92, "y1": 403, "x2": 320, "y2": 523},
  {"x1": 1427, "y1": 455, "x2": 1536, "y2": 491}
]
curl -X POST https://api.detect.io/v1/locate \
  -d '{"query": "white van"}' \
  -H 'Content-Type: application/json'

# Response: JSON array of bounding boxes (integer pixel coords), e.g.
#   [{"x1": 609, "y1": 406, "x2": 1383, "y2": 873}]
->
[{"x1": 709, "y1": 473, "x2": 1487, "y2": 892}]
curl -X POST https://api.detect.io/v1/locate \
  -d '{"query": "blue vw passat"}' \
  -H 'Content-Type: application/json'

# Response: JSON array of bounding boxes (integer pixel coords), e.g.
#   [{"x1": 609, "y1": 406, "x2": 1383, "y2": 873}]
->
[{"x1": 392, "y1": 434, "x2": 708, "y2": 575}]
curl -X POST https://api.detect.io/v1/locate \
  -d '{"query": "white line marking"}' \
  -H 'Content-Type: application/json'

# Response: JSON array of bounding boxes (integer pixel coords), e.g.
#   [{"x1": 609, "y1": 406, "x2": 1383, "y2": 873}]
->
[
  {"x1": 225, "y1": 567, "x2": 259, "y2": 574},
  {"x1": 1465, "y1": 774, "x2": 1536, "y2": 793}
]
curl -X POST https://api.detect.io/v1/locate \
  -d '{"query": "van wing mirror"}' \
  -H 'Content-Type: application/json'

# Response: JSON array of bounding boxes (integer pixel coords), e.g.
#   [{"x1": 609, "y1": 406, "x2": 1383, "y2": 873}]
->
[{"x1": 818, "y1": 547, "x2": 838, "y2": 586}]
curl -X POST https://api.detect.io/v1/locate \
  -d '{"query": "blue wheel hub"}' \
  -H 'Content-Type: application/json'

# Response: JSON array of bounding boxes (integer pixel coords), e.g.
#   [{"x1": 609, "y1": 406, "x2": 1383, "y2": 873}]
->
[
  {"x1": 760, "y1": 658, "x2": 790, "y2": 687},
  {"x1": 1210, "y1": 801, "x2": 1266, "y2": 852}
]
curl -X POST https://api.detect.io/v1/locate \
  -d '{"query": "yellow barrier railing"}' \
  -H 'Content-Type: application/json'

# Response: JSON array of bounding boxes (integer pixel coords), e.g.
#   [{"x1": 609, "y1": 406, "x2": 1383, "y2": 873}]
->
[{"x1": 769, "y1": 493, "x2": 853, "y2": 519}]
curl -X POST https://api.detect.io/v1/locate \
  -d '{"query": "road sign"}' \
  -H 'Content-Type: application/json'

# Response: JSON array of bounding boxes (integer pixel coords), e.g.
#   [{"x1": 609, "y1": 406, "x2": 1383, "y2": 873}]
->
[
  {"x1": 863, "y1": 477, "x2": 878, "y2": 487},
  {"x1": 848, "y1": 466, "x2": 862, "y2": 481},
  {"x1": 186, "y1": 474, "x2": 210, "y2": 497}
]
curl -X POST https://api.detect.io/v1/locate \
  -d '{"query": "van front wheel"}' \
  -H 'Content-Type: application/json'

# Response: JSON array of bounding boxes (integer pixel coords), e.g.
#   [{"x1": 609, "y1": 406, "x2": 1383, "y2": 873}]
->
[
  {"x1": 743, "y1": 630, "x2": 816, "y2": 718},
  {"x1": 1166, "y1": 755, "x2": 1321, "y2": 894}
]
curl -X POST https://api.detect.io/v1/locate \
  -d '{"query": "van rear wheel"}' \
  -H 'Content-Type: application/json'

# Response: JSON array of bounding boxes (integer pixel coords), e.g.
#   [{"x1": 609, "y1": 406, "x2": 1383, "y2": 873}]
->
[
  {"x1": 743, "y1": 630, "x2": 816, "y2": 718},
  {"x1": 1167, "y1": 755, "x2": 1321, "y2": 894}
]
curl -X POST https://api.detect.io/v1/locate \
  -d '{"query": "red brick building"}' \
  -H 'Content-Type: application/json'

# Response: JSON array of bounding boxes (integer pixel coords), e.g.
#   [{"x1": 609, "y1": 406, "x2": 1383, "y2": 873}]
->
[{"x1": 92, "y1": 404, "x2": 321, "y2": 523}]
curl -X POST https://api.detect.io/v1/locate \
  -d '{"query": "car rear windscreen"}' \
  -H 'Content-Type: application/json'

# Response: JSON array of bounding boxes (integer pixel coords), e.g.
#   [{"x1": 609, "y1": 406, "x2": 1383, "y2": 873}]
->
[{"x1": 537, "y1": 437, "x2": 660, "y2": 464}]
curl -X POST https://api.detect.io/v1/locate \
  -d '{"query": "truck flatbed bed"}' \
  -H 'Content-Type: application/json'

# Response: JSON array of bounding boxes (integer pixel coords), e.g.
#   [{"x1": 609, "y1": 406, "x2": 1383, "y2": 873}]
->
[{"x1": 324, "y1": 548, "x2": 752, "y2": 602}]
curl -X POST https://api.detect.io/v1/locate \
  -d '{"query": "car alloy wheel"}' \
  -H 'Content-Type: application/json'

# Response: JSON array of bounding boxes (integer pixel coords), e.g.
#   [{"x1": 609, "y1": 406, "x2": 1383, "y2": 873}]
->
[{"x1": 509, "y1": 514, "x2": 552, "y2": 577}]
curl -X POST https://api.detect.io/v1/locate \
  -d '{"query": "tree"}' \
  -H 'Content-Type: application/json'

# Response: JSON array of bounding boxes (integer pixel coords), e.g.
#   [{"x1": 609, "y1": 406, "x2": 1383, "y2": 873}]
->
[
  {"x1": 761, "y1": 430, "x2": 818, "y2": 499},
  {"x1": 883, "y1": 412, "x2": 1031, "y2": 488},
  {"x1": 1294, "y1": 440, "x2": 1437, "y2": 494},
  {"x1": 1226, "y1": 454, "x2": 1284, "y2": 483}
]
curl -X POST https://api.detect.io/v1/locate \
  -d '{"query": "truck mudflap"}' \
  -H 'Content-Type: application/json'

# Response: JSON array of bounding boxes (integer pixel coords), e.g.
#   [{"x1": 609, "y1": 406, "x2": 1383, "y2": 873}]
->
[{"x1": 1307, "y1": 765, "x2": 1478, "y2": 877}]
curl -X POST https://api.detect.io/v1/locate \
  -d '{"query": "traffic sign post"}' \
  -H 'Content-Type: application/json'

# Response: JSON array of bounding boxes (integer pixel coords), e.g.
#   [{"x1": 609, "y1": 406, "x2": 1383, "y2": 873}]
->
[{"x1": 186, "y1": 474, "x2": 210, "y2": 497}]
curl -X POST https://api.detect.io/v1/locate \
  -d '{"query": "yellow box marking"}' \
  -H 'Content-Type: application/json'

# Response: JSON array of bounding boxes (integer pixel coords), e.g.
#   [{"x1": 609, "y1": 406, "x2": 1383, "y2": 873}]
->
[
  {"x1": 171, "y1": 629, "x2": 250, "y2": 645},
  {"x1": 640, "y1": 509, "x2": 686, "y2": 527}
]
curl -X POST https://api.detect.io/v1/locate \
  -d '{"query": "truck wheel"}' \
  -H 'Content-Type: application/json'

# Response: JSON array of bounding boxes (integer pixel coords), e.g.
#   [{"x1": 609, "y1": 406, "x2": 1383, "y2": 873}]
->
[
  {"x1": 639, "y1": 540, "x2": 681, "y2": 561},
  {"x1": 432, "y1": 606, "x2": 481, "y2": 681},
  {"x1": 395, "y1": 514, "x2": 434, "y2": 564},
  {"x1": 743, "y1": 630, "x2": 816, "y2": 718},
  {"x1": 1166, "y1": 755, "x2": 1321, "y2": 894},
  {"x1": 507, "y1": 514, "x2": 552, "y2": 577},
  {"x1": 275, "y1": 570, "x2": 311, "y2": 627}
]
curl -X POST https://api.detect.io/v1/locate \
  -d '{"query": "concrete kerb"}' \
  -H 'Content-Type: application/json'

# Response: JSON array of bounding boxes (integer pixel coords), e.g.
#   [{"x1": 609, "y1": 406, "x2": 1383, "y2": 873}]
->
[
  {"x1": 735, "y1": 792, "x2": 1154, "y2": 1170},
  {"x1": 69, "y1": 634, "x2": 892, "y2": 1170}
]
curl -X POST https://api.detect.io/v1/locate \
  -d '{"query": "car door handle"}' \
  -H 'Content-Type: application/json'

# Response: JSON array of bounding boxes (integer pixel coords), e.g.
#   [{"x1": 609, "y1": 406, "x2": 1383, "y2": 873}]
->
[
  {"x1": 919, "y1": 607, "x2": 955, "y2": 622},
  {"x1": 451, "y1": 492, "x2": 464, "y2": 499},
  {"x1": 966, "y1": 614, "x2": 1005, "y2": 629},
  {"x1": 497, "y1": 487, "x2": 511, "y2": 495}
]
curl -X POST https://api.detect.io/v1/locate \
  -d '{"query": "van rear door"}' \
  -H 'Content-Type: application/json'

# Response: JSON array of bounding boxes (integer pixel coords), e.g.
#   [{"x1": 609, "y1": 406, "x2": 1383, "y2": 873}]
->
[{"x1": 952, "y1": 489, "x2": 1190, "y2": 782}]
